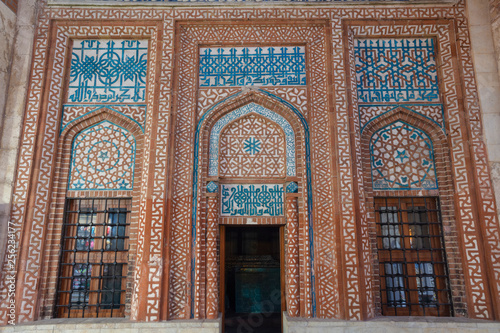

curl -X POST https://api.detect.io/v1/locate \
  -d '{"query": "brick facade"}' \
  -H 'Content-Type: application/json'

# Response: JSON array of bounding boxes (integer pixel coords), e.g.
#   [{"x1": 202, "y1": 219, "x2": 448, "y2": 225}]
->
[{"x1": 1, "y1": 0, "x2": 500, "y2": 327}]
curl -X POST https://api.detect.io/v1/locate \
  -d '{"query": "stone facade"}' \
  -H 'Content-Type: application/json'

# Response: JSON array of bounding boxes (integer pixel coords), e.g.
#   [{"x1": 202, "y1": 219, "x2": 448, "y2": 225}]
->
[{"x1": 1, "y1": 0, "x2": 500, "y2": 331}]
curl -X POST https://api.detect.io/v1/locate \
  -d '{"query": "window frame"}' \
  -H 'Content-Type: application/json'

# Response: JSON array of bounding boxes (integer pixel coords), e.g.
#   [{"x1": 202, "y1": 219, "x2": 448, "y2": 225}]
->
[
  {"x1": 375, "y1": 197, "x2": 452, "y2": 316},
  {"x1": 55, "y1": 198, "x2": 131, "y2": 318}
]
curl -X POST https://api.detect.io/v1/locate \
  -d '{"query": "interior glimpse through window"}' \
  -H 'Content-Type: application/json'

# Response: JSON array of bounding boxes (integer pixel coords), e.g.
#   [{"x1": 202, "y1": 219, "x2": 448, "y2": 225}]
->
[
  {"x1": 55, "y1": 198, "x2": 131, "y2": 318},
  {"x1": 375, "y1": 197, "x2": 452, "y2": 316}
]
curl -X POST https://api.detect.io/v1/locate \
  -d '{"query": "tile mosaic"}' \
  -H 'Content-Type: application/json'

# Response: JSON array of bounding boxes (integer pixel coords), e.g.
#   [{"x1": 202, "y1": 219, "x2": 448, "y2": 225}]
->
[
  {"x1": 206, "y1": 181, "x2": 218, "y2": 193},
  {"x1": 220, "y1": 184, "x2": 284, "y2": 216},
  {"x1": 209, "y1": 102, "x2": 296, "y2": 177},
  {"x1": 69, "y1": 40, "x2": 148, "y2": 103},
  {"x1": 286, "y1": 181, "x2": 299, "y2": 193},
  {"x1": 370, "y1": 121, "x2": 438, "y2": 190},
  {"x1": 68, "y1": 120, "x2": 136, "y2": 190},
  {"x1": 199, "y1": 46, "x2": 306, "y2": 87},
  {"x1": 355, "y1": 39, "x2": 439, "y2": 103}
]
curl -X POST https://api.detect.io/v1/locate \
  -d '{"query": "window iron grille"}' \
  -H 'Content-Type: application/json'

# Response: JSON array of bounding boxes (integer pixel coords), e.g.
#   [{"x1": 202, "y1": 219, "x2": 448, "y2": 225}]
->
[
  {"x1": 375, "y1": 197, "x2": 452, "y2": 316},
  {"x1": 55, "y1": 198, "x2": 131, "y2": 318}
]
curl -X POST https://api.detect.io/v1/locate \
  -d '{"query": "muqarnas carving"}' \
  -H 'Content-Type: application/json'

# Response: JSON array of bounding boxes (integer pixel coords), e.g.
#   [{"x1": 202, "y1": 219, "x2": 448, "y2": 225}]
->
[{"x1": 68, "y1": 121, "x2": 136, "y2": 190}]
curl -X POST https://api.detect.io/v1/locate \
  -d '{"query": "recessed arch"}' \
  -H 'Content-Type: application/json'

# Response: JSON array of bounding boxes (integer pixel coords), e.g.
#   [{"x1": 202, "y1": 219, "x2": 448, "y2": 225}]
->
[
  {"x1": 68, "y1": 120, "x2": 137, "y2": 191},
  {"x1": 191, "y1": 89, "x2": 318, "y2": 317},
  {"x1": 60, "y1": 105, "x2": 146, "y2": 135},
  {"x1": 209, "y1": 102, "x2": 296, "y2": 177},
  {"x1": 369, "y1": 120, "x2": 438, "y2": 191}
]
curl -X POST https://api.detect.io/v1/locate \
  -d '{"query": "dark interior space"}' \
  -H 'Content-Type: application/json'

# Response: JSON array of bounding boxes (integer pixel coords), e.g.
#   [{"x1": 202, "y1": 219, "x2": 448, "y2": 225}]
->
[{"x1": 224, "y1": 226, "x2": 281, "y2": 333}]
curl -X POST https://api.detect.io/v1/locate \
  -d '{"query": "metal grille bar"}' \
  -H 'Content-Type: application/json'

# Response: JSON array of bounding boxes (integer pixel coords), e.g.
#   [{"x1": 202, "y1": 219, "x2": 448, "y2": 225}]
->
[
  {"x1": 374, "y1": 197, "x2": 452, "y2": 317},
  {"x1": 55, "y1": 198, "x2": 131, "y2": 318}
]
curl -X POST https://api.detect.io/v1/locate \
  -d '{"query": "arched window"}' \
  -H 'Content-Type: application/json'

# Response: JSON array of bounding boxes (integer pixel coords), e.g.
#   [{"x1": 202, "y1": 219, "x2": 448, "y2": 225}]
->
[
  {"x1": 55, "y1": 120, "x2": 136, "y2": 318},
  {"x1": 368, "y1": 120, "x2": 452, "y2": 316}
]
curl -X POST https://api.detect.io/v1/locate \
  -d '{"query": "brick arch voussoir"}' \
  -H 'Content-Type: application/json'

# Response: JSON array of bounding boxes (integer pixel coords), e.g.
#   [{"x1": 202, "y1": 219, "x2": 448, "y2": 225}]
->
[
  {"x1": 361, "y1": 107, "x2": 447, "y2": 150},
  {"x1": 200, "y1": 89, "x2": 305, "y2": 142},
  {"x1": 60, "y1": 107, "x2": 143, "y2": 148}
]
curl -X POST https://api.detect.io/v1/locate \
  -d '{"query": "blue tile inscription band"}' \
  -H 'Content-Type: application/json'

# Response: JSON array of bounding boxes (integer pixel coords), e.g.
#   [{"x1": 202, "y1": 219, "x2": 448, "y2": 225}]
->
[
  {"x1": 355, "y1": 38, "x2": 439, "y2": 103},
  {"x1": 221, "y1": 184, "x2": 284, "y2": 216},
  {"x1": 199, "y1": 46, "x2": 306, "y2": 87},
  {"x1": 69, "y1": 40, "x2": 148, "y2": 103}
]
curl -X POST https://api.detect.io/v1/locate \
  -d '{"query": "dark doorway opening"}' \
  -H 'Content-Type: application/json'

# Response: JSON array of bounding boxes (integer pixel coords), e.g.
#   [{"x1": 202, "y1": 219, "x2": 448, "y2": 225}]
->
[{"x1": 222, "y1": 226, "x2": 282, "y2": 333}]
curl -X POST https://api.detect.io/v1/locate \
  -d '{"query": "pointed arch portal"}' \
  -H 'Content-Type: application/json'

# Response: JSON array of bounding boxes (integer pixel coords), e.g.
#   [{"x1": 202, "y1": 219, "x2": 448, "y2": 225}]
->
[{"x1": 190, "y1": 91, "x2": 317, "y2": 321}]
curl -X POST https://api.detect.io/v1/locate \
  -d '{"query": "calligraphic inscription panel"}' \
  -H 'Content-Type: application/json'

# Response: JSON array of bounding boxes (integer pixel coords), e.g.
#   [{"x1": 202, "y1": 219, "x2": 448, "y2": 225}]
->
[
  {"x1": 199, "y1": 46, "x2": 306, "y2": 87},
  {"x1": 221, "y1": 184, "x2": 284, "y2": 216},
  {"x1": 69, "y1": 39, "x2": 148, "y2": 103},
  {"x1": 355, "y1": 38, "x2": 439, "y2": 103}
]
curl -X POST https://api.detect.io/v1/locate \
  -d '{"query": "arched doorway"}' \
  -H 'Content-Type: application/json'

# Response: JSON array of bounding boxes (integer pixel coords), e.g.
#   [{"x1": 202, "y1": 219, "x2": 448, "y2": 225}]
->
[{"x1": 192, "y1": 94, "x2": 313, "y2": 330}]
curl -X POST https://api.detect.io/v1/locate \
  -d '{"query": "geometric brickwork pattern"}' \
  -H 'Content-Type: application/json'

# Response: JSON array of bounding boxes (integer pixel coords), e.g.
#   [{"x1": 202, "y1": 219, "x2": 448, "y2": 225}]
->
[
  {"x1": 86, "y1": 0, "x2": 414, "y2": 2},
  {"x1": 370, "y1": 121, "x2": 438, "y2": 190},
  {"x1": 199, "y1": 46, "x2": 306, "y2": 87},
  {"x1": 359, "y1": 104, "x2": 445, "y2": 133},
  {"x1": 350, "y1": 20, "x2": 500, "y2": 320},
  {"x1": 176, "y1": 25, "x2": 326, "y2": 320},
  {"x1": 197, "y1": 86, "x2": 309, "y2": 117},
  {"x1": 198, "y1": 88, "x2": 241, "y2": 116},
  {"x1": 209, "y1": 103, "x2": 295, "y2": 176},
  {"x1": 61, "y1": 105, "x2": 147, "y2": 133},
  {"x1": 69, "y1": 40, "x2": 148, "y2": 103},
  {"x1": 1, "y1": 0, "x2": 17, "y2": 12},
  {"x1": 355, "y1": 39, "x2": 440, "y2": 103},
  {"x1": 285, "y1": 196, "x2": 300, "y2": 317},
  {"x1": 0, "y1": 23, "x2": 157, "y2": 325},
  {"x1": 220, "y1": 184, "x2": 284, "y2": 216},
  {"x1": 4, "y1": 0, "x2": 500, "y2": 326},
  {"x1": 263, "y1": 87, "x2": 309, "y2": 117},
  {"x1": 219, "y1": 113, "x2": 286, "y2": 178},
  {"x1": 68, "y1": 120, "x2": 136, "y2": 190},
  {"x1": 347, "y1": 28, "x2": 374, "y2": 319}
]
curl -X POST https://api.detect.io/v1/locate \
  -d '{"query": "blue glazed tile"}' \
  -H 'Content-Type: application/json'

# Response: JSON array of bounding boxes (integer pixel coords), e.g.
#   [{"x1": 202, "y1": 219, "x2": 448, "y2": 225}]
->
[
  {"x1": 370, "y1": 121, "x2": 438, "y2": 190},
  {"x1": 68, "y1": 120, "x2": 136, "y2": 190},
  {"x1": 209, "y1": 102, "x2": 296, "y2": 176},
  {"x1": 206, "y1": 181, "x2": 218, "y2": 193},
  {"x1": 69, "y1": 40, "x2": 148, "y2": 103},
  {"x1": 355, "y1": 38, "x2": 439, "y2": 103},
  {"x1": 191, "y1": 90, "x2": 316, "y2": 316},
  {"x1": 221, "y1": 184, "x2": 284, "y2": 216},
  {"x1": 199, "y1": 46, "x2": 306, "y2": 87},
  {"x1": 286, "y1": 181, "x2": 298, "y2": 193}
]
